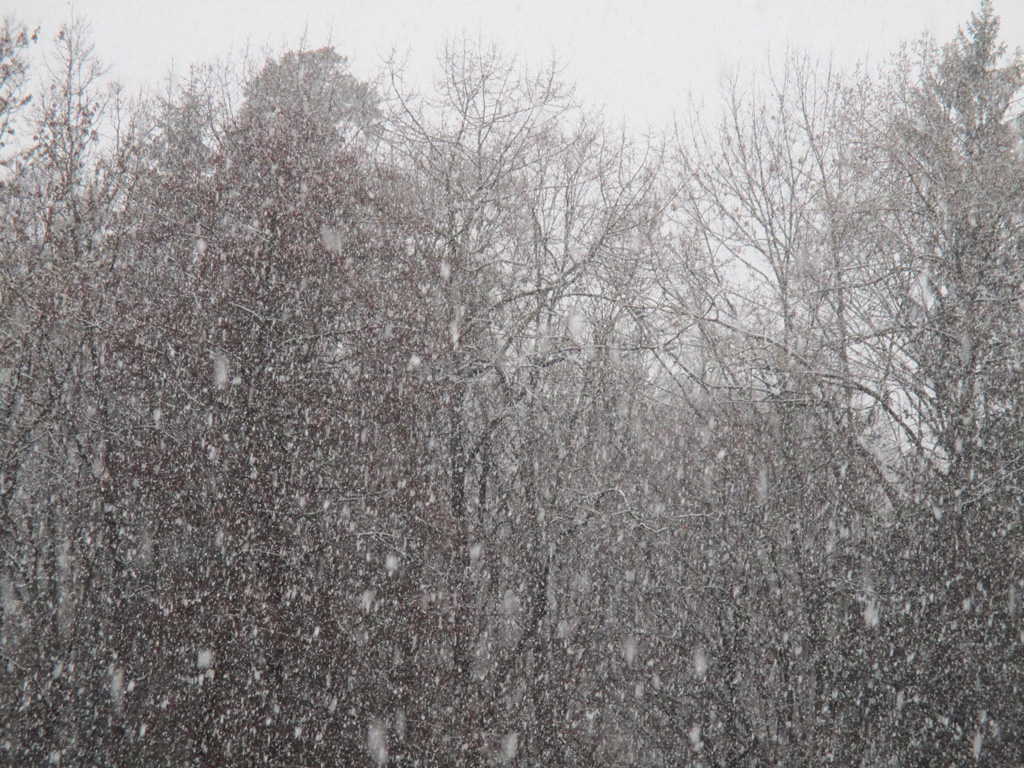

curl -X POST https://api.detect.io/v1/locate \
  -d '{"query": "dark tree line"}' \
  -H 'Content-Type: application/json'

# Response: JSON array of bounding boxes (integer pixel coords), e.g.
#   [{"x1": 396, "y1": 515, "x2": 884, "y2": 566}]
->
[{"x1": 2, "y1": 4, "x2": 1023, "y2": 766}]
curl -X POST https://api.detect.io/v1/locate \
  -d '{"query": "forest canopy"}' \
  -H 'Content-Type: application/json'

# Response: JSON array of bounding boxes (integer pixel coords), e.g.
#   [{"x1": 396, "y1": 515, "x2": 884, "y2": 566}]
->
[{"x1": 2, "y1": 3, "x2": 1023, "y2": 765}]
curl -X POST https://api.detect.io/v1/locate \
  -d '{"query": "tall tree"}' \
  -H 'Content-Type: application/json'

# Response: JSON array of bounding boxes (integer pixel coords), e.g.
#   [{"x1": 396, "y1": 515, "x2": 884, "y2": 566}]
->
[{"x1": 864, "y1": 3, "x2": 1024, "y2": 762}]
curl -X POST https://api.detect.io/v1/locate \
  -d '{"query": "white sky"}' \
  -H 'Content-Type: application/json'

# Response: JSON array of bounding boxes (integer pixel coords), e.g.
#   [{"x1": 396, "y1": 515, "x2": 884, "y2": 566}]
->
[{"x1": 5, "y1": 1, "x2": 1023, "y2": 130}]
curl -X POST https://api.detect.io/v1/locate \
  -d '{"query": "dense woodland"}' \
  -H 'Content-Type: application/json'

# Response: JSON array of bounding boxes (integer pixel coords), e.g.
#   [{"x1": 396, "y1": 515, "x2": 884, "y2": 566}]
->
[{"x1": 2, "y1": 3, "x2": 1024, "y2": 765}]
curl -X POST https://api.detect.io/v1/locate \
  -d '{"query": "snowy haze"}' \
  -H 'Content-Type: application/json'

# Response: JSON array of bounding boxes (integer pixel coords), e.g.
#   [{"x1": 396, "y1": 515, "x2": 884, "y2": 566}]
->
[
  {"x1": 8, "y1": 0, "x2": 1023, "y2": 128},
  {"x1": 4, "y1": 0, "x2": 1024, "y2": 765}
]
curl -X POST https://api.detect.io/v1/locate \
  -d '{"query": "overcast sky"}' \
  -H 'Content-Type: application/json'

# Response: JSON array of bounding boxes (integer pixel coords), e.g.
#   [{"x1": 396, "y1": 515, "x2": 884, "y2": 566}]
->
[{"x1": 5, "y1": 1, "x2": 1023, "y2": 130}]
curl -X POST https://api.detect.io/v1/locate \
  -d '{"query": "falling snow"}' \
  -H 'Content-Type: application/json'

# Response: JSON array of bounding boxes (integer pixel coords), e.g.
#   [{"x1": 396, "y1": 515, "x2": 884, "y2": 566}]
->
[{"x1": 2, "y1": 4, "x2": 1023, "y2": 767}]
